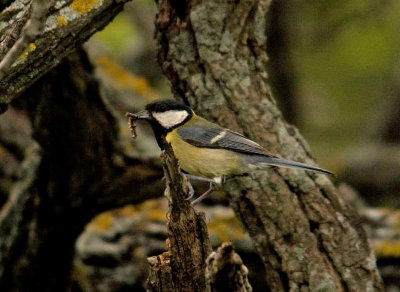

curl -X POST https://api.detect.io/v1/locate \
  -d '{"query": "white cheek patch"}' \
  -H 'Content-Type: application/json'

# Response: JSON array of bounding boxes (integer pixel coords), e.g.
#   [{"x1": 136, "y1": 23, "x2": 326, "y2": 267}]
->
[{"x1": 152, "y1": 110, "x2": 189, "y2": 129}]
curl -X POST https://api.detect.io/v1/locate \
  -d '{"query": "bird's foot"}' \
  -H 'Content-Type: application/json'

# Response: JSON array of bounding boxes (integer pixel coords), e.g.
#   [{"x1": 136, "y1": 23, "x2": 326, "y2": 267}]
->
[
  {"x1": 184, "y1": 174, "x2": 215, "y2": 183},
  {"x1": 191, "y1": 182, "x2": 214, "y2": 206}
]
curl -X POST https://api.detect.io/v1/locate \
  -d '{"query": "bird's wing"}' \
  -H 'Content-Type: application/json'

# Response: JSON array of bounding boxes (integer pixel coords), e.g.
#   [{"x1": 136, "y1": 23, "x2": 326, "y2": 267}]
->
[
  {"x1": 177, "y1": 124, "x2": 274, "y2": 156},
  {"x1": 177, "y1": 121, "x2": 334, "y2": 175}
]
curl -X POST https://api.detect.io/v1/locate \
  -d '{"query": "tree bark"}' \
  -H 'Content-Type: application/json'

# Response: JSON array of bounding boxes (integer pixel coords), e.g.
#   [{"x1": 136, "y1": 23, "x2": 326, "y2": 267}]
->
[
  {"x1": 206, "y1": 242, "x2": 252, "y2": 292},
  {"x1": 147, "y1": 142, "x2": 212, "y2": 292},
  {"x1": 155, "y1": 0, "x2": 383, "y2": 291},
  {"x1": 0, "y1": 48, "x2": 163, "y2": 291},
  {"x1": 0, "y1": 0, "x2": 130, "y2": 108}
]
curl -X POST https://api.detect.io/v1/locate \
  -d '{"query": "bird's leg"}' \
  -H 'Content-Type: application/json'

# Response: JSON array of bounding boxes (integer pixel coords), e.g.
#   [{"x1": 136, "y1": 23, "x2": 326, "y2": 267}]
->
[
  {"x1": 184, "y1": 174, "x2": 215, "y2": 183},
  {"x1": 183, "y1": 175, "x2": 225, "y2": 205},
  {"x1": 183, "y1": 174, "x2": 214, "y2": 202},
  {"x1": 161, "y1": 175, "x2": 195, "y2": 200},
  {"x1": 191, "y1": 182, "x2": 214, "y2": 206}
]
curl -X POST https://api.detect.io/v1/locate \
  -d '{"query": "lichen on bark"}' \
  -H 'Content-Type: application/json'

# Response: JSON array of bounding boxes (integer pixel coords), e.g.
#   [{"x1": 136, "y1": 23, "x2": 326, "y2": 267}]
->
[{"x1": 0, "y1": 0, "x2": 130, "y2": 107}]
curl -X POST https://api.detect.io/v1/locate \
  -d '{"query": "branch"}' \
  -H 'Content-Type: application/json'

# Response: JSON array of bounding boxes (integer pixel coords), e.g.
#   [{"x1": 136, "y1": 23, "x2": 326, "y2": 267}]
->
[
  {"x1": 0, "y1": 0, "x2": 130, "y2": 107},
  {"x1": 0, "y1": 106, "x2": 33, "y2": 161},
  {"x1": 0, "y1": 143, "x2": 41, "y2": 281},
  {"x1": 206, "y1": 242, "x2": 252, "y2": 292},
  {"x1": 147, "y1": 141, "x2": 212, "y2": 291},
  {"x1": 0, "y1": 0, "x2": 51, "y2": 80},
  {"x1": 95, "y1": 157, "x2": 164, "y2": 214}
]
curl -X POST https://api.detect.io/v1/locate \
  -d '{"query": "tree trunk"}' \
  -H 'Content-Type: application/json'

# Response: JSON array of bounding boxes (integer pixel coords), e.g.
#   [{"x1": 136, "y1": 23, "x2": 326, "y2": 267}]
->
[
  {"x1": 0, "y1": 49, "x2": 163, "y2": 291},
  {"x1": 0, "y1": 48, "x2": 117, "y2": 290},
  {"x1": 155, "y1": 0, "x2": 383, "y2": 290}
]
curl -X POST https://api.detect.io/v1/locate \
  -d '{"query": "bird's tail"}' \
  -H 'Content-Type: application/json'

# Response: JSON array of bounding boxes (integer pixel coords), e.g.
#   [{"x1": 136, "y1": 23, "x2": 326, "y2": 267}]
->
[{"x1": 246, "y1": 155, "x2": 334, "y2": 175}]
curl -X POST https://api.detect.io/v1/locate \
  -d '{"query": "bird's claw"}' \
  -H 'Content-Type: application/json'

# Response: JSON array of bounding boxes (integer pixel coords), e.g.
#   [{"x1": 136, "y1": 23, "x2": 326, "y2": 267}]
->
[
  {"x1": 185, "y1": 180, "x2": 195, "y2": 200},
  {"x1": 191, "y1": 182, "x2": 214, "y2": 206}
]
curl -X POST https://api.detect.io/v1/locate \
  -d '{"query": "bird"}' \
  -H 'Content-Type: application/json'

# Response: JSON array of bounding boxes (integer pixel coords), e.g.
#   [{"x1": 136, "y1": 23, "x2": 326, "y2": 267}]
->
[{"x1": 129, "y1": 99, "x2": 333, "y2": 204}]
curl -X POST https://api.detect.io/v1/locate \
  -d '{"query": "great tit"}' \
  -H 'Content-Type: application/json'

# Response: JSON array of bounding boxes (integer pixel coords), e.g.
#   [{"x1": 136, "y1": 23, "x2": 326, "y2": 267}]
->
[{"x1": 129, "y1": 99, "x2": 333, "y2": 204}]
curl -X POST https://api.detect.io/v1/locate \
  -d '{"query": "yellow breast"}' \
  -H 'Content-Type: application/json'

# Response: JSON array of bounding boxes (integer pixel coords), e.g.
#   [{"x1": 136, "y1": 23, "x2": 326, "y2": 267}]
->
[{"x1": 165, "y1": 129, "x2": 246, "y2": 178}]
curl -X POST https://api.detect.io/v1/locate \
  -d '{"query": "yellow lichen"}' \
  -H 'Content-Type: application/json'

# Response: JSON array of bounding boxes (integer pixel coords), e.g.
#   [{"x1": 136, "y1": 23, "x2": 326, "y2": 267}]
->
[
  {"x1": 374, "y1": 240, "x2": 400, "y2": 257},
  {"x1": 18, "y1": 43, "x2": 36, "y2": 60},
  {"x1": 394, "y1": 210, "x2": 400, "y2": 228},
  {"x1": 147, "y1": 209, "x2": 167, "y2": 221},
  {"x1": 57, "y1": 15, "x2": 68, "y2": 26},
  {"x1": 117, "y1": 205, "x2": 138, "y2": 216},
  {"x1": 28, "y1": 43, "x2": 36, "y2": 52},
  {"x1": 119, "y1": 200, "x2": 166, "y2": 221},
  {"x1": 96, "y1": 55, "x2": 159, "y2": 101},
  {"x1": 89, "y1": 212, "x2": 114, "y2": 231},
  {"x1": 208, "y1": 216, "x2": 245, "y2": 243},
  {"x1": 71, "y1": 0, "x2": 99, "y2": 15}
]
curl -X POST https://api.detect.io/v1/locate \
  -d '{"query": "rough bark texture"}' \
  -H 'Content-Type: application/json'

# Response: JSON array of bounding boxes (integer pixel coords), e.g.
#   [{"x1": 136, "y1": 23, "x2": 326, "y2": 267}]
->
[
  {"x1": 155, "y1": 0, "x2": 383, "y2": 291},
  {"x1": 0, "y1": 0, "x2": 130, "y2": 107},
  {"x1": 0, "y1": 0, "x2": 51, "y2": 80},
  {"x1": 206, "y1": 242, "x2": 252, "y2": 292},
  {"x1": 147, "y1": 142, "x2": 212, "y2": 292},
  {"x1": 0, "y1": 49, "x2": 163, "y2": 291}
]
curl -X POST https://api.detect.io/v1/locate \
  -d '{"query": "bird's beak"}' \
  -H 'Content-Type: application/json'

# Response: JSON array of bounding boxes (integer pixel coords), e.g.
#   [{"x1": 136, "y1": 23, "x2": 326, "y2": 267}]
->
[{"x1": 132, "y1": 110, "x2": 152, "y2": 120}]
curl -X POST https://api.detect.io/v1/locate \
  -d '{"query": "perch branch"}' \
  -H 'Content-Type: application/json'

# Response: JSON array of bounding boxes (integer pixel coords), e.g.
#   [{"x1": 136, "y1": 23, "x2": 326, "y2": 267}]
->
[{"x1": 147, "y1": 140, "x2": 212, "y2": 292}]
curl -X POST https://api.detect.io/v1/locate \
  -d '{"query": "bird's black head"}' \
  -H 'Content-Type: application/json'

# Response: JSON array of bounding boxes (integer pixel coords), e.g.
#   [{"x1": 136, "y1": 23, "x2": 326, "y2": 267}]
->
[
  {"x1": 134, "y1": 99, "x2": 193, "y2": 146},
  {"x1": 145, "y1": 99, "x2": 191, "y2": 115}
]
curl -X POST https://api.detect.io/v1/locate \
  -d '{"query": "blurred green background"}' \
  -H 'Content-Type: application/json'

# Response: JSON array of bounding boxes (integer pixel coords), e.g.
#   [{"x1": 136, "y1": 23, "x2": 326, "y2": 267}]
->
[{"x1": 292, "y1": 0, "x2": 400, "y2": 168}]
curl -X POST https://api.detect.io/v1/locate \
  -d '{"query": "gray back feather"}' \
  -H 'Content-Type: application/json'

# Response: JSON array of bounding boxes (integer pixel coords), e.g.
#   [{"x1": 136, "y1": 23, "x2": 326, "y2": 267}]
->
[{"x1": 177, "y1": 125, "x2": 272, "y2": 156}]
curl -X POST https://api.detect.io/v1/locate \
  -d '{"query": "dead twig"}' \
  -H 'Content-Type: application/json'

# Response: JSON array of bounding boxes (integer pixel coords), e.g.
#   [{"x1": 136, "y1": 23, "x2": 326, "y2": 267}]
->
[
  {"x1": 126, "y1": 112, "x2": 138, "y2": 138},
  {"x1": 147, "y1": 140, "x2": 212, "y2": 291}
]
